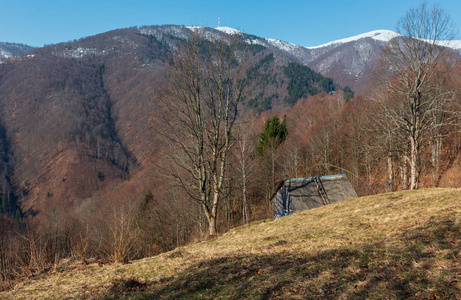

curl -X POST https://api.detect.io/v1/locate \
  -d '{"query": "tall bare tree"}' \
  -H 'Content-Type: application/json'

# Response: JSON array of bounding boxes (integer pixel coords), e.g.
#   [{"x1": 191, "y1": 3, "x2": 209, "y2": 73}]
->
[
  {"x1": 376, "y1": 2, "x2": 457, "y2": 189},
  {"x1": 233, "y1": 124, "x2": 257, "y2": 224},
  {"x1": 157, "y1": 30, "x2": 251, "y2": 237}
]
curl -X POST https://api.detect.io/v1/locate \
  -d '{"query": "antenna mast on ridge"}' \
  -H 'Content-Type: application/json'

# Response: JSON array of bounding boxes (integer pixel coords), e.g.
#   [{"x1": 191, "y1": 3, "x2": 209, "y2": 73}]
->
[{"x1": 218, "y1": 15, "x2": 220, "y2": 28}]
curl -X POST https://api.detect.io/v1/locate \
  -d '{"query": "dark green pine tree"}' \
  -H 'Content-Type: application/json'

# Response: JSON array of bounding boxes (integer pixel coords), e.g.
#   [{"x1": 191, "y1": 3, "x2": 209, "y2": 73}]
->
[{"x1": 256, "y1": 115, "x2": 288, "y2": 156}]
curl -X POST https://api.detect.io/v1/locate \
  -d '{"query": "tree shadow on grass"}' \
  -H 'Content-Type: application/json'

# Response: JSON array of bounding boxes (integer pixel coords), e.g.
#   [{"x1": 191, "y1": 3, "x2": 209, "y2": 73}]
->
[{"x1": 103, "y1": 216, "x2": 461, "y2": 299}]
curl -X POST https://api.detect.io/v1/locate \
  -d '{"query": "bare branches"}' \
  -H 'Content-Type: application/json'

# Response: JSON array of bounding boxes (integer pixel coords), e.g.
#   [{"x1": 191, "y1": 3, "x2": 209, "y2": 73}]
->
[
  {"x1": 155, "y1": 29, "x2": 251, "y2": 236},
  {"x1": 373, "y1": 2, "x2": 458, "y2": 190}
]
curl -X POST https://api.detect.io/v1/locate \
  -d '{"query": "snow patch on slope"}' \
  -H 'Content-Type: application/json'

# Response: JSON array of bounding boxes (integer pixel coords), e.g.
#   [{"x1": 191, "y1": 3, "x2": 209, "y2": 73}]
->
[
  {"x1": 215, "y1": 27, "x2": 243, "y2": 35},
  {"x1": 0, "y1": 50, "x2": 10, "y2": 58},
  {"x1": 188, "y1": 26, "x2": 243, "y2": 35},
  {"x1": 307, "y1": 30, "x2": 400, "y2": 49},
  {"x1": 186, "y1": 26, "x2": 202, "y2": 31},
  {"x1": 264, "y1": 38, "x2": 303, "y2": 53},
  {"x1": 52, "y1": 47, "x2": 110, "y2": 59},
  {"x1": 438, "y1": 40, "x2": 461, "y2": 50}
]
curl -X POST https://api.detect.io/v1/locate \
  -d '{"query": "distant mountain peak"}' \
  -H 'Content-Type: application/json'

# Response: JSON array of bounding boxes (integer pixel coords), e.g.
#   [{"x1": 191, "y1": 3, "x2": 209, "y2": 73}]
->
[{"x1": 307, "y1": 30, "x2": 400, "y2": 49}]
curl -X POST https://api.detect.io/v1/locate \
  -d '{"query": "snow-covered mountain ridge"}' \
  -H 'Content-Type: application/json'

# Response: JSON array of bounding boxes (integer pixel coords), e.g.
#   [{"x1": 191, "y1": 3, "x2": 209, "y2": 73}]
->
[
  {"x1": 3, "y1": 25, "x2": 459, "y2": 95},
  {"x1": 307, "y1": 28, "x2": 461, "y2": 50},
  {"x1": 203, "y1": 26, "x2": 460, "y2": 93}
]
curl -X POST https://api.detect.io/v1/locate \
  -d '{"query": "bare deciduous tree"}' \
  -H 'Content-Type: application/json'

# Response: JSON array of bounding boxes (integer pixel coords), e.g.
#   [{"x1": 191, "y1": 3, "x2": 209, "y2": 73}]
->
[
  {"x1": 233, "y1": 123, "x2": 257, "y2": 224},
  {"x1": 157, "y1": 30, "x2": 251, "y2": 237},
  {"x1": 375, "y1": 2, "x2": 457, "y2": 189}
]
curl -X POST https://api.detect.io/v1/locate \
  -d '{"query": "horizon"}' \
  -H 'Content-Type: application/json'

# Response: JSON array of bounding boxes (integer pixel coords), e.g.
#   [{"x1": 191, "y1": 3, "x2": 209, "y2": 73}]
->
[{"x1": 1, "y1": 0, "x2": 460, "y2": 48}]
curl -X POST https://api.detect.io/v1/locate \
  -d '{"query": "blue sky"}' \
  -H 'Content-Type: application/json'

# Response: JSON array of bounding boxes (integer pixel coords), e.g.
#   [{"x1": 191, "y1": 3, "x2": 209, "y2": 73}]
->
[{"x1": 1, "y1": 0, "x2": 460, "y2": 47}]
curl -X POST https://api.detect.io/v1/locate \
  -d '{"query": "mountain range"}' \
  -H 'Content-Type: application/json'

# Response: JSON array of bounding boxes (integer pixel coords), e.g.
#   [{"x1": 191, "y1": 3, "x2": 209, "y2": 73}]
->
[
  {"x1": 216, "y1": 27, "x2": 461, "y2": 93},
  {"x1": 3, "y1": 26, "x2": 460, "y2": 93},
  {"x1": 0, "y1": 25, "x2": 460, "y2": 215}
]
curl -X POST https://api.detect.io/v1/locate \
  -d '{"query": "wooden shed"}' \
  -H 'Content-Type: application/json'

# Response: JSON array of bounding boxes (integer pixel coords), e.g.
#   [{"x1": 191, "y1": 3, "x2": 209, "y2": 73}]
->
[{"x1": 272, "y1": 174, "x2": 357, "y2": 219}]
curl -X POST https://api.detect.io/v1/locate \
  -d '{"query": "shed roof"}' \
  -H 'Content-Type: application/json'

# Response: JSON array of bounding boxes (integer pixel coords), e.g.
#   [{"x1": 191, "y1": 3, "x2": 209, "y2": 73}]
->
[{"x1": 272, "y1": 174, "x2": 357, "y2": 217}]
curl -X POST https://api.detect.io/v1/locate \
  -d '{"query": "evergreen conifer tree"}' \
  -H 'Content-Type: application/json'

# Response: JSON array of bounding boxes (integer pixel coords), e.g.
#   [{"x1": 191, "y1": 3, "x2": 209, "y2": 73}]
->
[{"x1": 256, "y1": 115, "x2": 288, "y2": 156}]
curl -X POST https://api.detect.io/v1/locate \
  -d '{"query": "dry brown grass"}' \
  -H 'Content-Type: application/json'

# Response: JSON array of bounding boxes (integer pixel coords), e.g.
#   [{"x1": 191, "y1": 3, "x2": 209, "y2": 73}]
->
[{"x1": 2, "y1": 188, "x2": 461, "y2": 299}]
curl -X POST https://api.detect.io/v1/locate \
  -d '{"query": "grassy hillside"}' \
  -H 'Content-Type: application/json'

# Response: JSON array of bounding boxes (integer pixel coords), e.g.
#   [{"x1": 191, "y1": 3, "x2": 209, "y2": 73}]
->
[{"x1": 2, "y1": 188, "x2": 461, "y2": 299}]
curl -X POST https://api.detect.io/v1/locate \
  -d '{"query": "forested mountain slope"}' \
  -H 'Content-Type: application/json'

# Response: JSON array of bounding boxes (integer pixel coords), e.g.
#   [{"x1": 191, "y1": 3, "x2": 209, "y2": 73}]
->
[{"x1": 0, "y1": 25, "x2": 349, "y2": 214}]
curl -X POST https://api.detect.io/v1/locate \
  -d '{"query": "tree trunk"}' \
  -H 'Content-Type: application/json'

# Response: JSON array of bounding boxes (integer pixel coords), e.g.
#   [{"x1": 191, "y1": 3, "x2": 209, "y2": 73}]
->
[
  {"x1": 366, "y1": 153, "x2": 371, "y2": 195},
  {"x1": 237, "y1": 134, "x2": 252, "y2": 225},
  {"x1": 271, "y1": 150, "x2": 275, "y2": 195},
  {"x1": 208, "y1": 199, "x2": 218, "y2": 237},
  {"x1": 431, "y1": 137, "x2": 442, "y2": 187},
  {"x1": 324, "y1": 146, "x2": 329, "y2": 175},
  {"x1": 242, "y1": 161, "x2": 249, "y2": 224},
  {"x1": 410, "y1": 136, "x2": 419, "y2": 190},
  {"x1": 387, "y1": 153, "x2": 393, "y2": 192},
  {"x1": 198, "y1": 204, "x2": 204, "y2": 238},
  {"x1": 431, "y1": 139, "x2": 437, "y2": 187},
  {"x1": 401, "y1": 155, "x2": 409, "y2": 190}
]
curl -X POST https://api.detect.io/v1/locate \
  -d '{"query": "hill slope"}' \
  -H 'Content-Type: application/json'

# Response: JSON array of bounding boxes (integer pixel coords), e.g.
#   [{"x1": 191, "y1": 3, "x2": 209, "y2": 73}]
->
[{"x1": 2, "y1": 188, "x2": 461, "y2": 299}]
